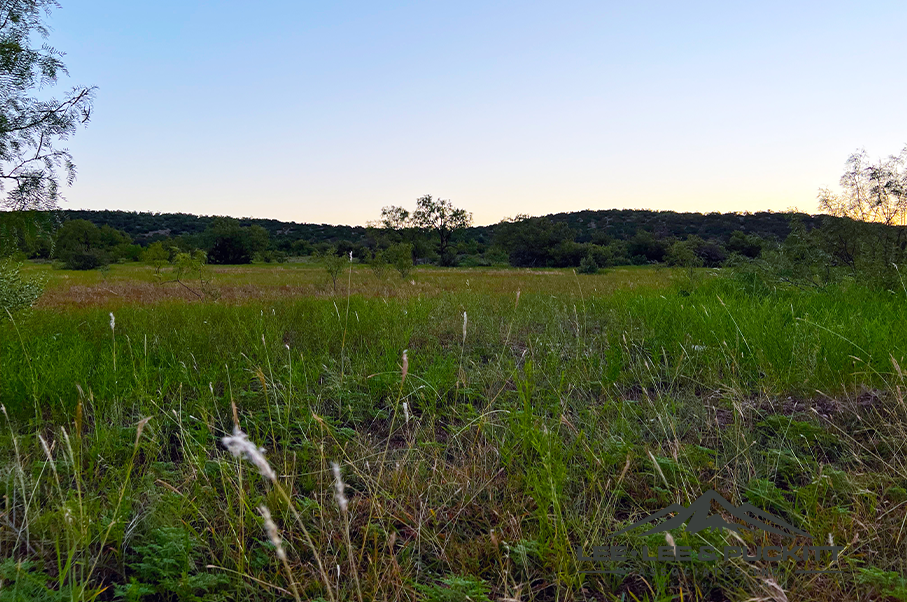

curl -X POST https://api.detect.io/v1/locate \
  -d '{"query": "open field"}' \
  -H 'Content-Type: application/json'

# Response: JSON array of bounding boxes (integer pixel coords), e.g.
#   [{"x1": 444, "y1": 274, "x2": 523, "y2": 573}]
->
[
  {"x1": 2, "y1": 263, "x2": 907, "y2": 601},
  {"x1": 20, "y1": 263, "x2": 678, "y2": 308}
]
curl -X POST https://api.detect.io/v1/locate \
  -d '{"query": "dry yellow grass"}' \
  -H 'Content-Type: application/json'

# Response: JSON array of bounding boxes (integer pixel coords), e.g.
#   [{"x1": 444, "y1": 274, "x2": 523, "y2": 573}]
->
[{"x1": 29, "y1": 262, "x2": 680, "y2": 308}]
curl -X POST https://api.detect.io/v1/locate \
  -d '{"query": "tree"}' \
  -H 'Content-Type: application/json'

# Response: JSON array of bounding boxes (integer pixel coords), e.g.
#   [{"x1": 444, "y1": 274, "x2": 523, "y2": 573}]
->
[
  {"x1": 727, "y1": 230, "x2": 763, "y2": 258},
  {"x1": 412, "y1": 195, "x2": 472, "y2": 265},
  {"x1": 379, "y1": 195, "x2": 472, "y2": 266},
  {"x1": 54, "y1": 218, "x2": 133, "y2": 269},
  {"x1": 383, "y1": 242, "x2": 413, "y2": 279},
  {"x1": 819, "y1": 147, "x2": 907, "y2": 227},
  {"x1": 318, "y1": 246, "x2": 346, "y2": 292},
  {"x1": 666, "y1": 237, "x2": 704, "y2": 282},
  {"x1": 1, "y1": 0, "x2": 96, "y2": 212},
  {"x1": 577, "y1": 251, "x2": 599, "y2": 274},
  {"x1": 379, "y1": 205, "x2": 410, "y2": 231},
  {"x1": 204, "y1": 218, "x2": 269, "y2": 264},
  {"x1": 817, "y1": 147, "x2": 907, "y2": 288},
  {"x1": 494, "y1": 215, "x2": 573, "y2": 267},
  {"x1": 627, "y1": 230, "x2": 669, "y2": 263},
  {"x1": 142, "y1": 241, "x2": 170, "y2": 274}
]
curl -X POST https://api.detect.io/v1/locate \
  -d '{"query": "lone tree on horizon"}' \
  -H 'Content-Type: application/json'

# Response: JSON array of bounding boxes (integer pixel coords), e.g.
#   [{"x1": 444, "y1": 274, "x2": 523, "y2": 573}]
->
[{"x1": 380, "y1": 194, "x2": 472, "y2": 265}]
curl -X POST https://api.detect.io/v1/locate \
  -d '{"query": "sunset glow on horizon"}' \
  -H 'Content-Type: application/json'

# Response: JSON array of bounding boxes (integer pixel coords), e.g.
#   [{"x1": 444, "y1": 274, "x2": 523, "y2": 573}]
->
[{"x1": 48, "y1": 1, "x2": 907, "y2": 226}]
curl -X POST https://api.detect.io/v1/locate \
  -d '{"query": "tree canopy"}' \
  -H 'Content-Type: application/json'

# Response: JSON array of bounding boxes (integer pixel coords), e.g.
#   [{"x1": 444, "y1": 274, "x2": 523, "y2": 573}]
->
[{"x1": 0, "y1": 0, "x2": 95, "y2": 211}]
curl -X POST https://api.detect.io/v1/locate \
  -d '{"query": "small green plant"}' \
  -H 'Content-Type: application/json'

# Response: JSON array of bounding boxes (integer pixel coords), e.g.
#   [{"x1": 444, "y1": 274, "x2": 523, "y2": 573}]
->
[
  {"x1": 319, "y1": 248, "x2": 346, "y2": 291},
  {"x1": 857, "y1": 568, "x2": 907, "y2": 601},
  {"x1": 414, "y1": 576, "x2": 492, "y2": 602},
  {"x1": 115, "y1": 527, "x2": 229, "y2": 601}
]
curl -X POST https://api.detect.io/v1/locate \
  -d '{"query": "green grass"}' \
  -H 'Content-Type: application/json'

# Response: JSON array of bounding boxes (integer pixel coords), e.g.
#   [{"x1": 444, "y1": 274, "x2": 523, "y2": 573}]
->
[{"x1": 1, "y1": 263, "x2": 906, "y2": 601}]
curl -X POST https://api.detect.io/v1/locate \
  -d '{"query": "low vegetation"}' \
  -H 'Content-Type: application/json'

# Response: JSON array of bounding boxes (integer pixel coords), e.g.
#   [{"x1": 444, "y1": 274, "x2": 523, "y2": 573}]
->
[{"x1": 1, "y1": 262, "x2": 906, "y2": 600}]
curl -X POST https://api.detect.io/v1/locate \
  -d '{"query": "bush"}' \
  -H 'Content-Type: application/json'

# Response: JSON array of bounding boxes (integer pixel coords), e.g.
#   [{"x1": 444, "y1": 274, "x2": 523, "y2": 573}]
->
[
  {"x1": 577, "y1": 252, "x2": 599, "y2": 274},
  {"x1": 0, "y1": 260, "x2": 45, "y2": 317},
  {"x1": 63, "y1": 249, "x2": 109, "y2": 270},
  {"x1": 383, "y1": 242, "x2": 414, "y2": 278},
  {"x1": 367, "y1": 252, "x2": 390, "y2": 279},
  {"x1": 319, "y1": 248, "x2": 347, "y2": 291}
]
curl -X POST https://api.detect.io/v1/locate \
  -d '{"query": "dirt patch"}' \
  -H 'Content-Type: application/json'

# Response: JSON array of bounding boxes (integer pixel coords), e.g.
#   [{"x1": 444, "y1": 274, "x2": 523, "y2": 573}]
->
[{"x1": 753, "y1": 388, "x2": 883, "y2": 420}]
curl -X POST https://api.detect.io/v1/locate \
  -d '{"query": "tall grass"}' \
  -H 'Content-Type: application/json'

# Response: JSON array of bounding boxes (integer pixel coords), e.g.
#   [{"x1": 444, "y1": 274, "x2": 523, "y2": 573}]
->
[{"x1": 1, "y1": 267, "x2": 906, "y2": 600}]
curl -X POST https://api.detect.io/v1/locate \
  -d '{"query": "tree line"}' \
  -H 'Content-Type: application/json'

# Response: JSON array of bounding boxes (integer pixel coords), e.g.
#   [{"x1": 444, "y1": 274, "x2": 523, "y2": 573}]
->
[{"x1": 0, "y1": 204, "x2": 828, "y2": 269}]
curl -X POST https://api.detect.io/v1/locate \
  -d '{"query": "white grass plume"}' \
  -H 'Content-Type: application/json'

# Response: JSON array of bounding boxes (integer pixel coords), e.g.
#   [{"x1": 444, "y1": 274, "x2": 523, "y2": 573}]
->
[
  {"x1": 331, "y1": 461, "x2": 348, "y2": 513},
  {"x1": 259, "y1": 505, "x2": 287, "y2": 561},
  {"x1": 222, "y1": 426, "x2": 277, "y2": 482}
]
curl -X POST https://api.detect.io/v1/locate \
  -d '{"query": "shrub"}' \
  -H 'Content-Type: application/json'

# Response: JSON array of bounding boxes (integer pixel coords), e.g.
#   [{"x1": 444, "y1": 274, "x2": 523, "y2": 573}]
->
[
  {"x1": 367, "y1": 252, "x2": 390, "y2": 279},
  {"x1": 319, "y1": 248, "x2": 347, "y2": 291},
  {"x1": 577, "y1": 252, "x2": 599, "y2": 274},
  {"x1": 63, "y1": 249, "x2": 109, "y2": 270},
  {"x1": 383, "y1": 242, "x2": 414, "y2": 278},
  {"x1": 0, "y1": 260, "x2": 45, "y2": 317}
]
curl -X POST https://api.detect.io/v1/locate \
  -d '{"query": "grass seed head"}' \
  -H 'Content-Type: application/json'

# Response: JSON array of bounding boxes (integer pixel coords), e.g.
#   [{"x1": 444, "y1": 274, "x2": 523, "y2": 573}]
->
[
  {"x1": 331, "y1": 461, "x2": 348, "y2": 513},
  {"x1": 222, "y1": 426, "x2": 277, "y2": 482},
  {"x1": 401, "y1": 349, "x2": 408, "y2": 384},
  {"x1": 258, "y1": 505, "x2": 287, "y2": 561}
]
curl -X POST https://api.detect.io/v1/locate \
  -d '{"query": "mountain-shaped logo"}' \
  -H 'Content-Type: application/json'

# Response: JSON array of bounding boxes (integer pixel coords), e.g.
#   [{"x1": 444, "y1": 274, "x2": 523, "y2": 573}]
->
[{"x1": 613, "y1": 490, "x2": 811, "y2": 539}]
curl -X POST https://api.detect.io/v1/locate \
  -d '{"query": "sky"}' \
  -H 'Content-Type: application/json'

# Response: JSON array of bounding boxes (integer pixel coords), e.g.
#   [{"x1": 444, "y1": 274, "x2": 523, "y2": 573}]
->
[{"x1": 47, "y1": 0, "x2": 907, "y2": 226}]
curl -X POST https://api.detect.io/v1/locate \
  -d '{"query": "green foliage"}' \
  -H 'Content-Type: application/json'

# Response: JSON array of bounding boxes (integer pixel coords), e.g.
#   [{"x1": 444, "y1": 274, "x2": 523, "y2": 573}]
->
[
  {"x1": 665, "y1": 237, "x2": 704, "y2": 285},
  {"x1": 0, "y1": 0, "x2": 95, "y2": 211},
  {"x1": 0, "y1": 559, "x2": 66, "y2": 601},
  {"x1": 203, "y1": 217, "x2": 269, "y2": 264},
  {"x1": 319, "y1": 247, "x2": 348, "y2": 290},
  {"x1": 577, "y1": 251, "x2": 598, "y2": 274},
  {"x1": 142, "y1": 241, "x2": 170, "y2": 272},
  {"x1": 379, "y1": 195, "x2": 472, "y2": 265},
  {"x1": 53, "y1": 219, "x2": 135, "y2": 270},
  {"x1": 727, "y1": 230, "x2": 764, "y2": 258},
  {"x1": 367, "y1": 251, "x2": 390, "y2": 279},
  {"x1": 627, "y1": 229, "x2": 669, "y2": 263},
  {"x1": 115, "y1": 527, "x2": 229, "y2": 601},
  {"x1": 260, "y1": 249, "x2": 288, "y2": 263},
  {"x1": 0, "y1": 210, "x2": 56, "y2": 258},
  {"x1": 0, "y1": 259, "x2": 45, "y2": 316},
  {"x1": 857, "y1": 568, "x2": 907, "y2": 601},
  {"x1": 412, "y1": 195, "x2": 473, "y2": 264},
  {"x1": 383, "y1": 242, "x2": 413, "y2": 278},
  {"x1": 414, "y1": 576, "x2": 492, "y2": 602},
  {"x1": 494, "y1": 215, "x2": 574, "y2": 267}
]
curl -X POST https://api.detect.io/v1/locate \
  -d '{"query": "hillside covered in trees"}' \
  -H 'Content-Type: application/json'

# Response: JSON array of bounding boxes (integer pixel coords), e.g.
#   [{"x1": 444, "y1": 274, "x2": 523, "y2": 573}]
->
[{"x1": 9, "y1": 206, "x2": 904, "y2": 292}]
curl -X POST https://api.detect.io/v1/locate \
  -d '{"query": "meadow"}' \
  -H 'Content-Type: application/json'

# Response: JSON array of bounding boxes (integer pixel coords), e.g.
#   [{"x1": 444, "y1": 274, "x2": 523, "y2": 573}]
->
[{"x1": 2, "y1": 262, "x2": 907, "y2": 601}]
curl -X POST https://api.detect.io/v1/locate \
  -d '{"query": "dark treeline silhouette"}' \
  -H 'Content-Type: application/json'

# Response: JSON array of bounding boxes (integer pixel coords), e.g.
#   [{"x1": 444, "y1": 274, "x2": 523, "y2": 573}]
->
[
  {"x1": 9, "y1": 208, "x2": 906, "y2": 292},
  {"x1": 14, "y1": 208, "x2": 820, "y2": 267},
  {"x1": 55, "y1": 208, "x2": 816, "y2": 249}
]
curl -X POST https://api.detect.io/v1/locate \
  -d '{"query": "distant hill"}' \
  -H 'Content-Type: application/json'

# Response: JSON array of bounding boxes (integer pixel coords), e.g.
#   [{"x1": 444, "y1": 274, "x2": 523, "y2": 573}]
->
[
  {"x1": 57, "y1": 208, "x2": 819, "y2": 246},
  {"x1": 540, "y1": 209, "x2": 822, "y2": 243},
  {"x1": 57, "y1": 210, "x2": 370, "y2": 245}
]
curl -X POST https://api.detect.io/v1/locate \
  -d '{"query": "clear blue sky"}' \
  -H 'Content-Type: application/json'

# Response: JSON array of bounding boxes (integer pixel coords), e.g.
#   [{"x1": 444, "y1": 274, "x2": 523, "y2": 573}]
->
[{"x1": 49, "y1": 0, "x2": 907, "y2": 226}]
